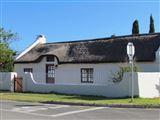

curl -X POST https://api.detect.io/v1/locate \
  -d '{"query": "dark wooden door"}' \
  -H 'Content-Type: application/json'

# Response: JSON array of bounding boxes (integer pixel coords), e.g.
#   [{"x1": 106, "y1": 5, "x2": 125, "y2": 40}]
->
[
  {"x1": 14, "y1": 77, "x2": 23, "y2": 92},
  {"x1": 46, "y1": 64, "x2": 55, "y2": 83}
]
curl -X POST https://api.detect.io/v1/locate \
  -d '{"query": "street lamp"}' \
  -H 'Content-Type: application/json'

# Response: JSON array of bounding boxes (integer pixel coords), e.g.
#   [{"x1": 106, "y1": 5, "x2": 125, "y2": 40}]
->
[{"x1": 127, "y1": 42, "x2": 135, "y2": 102}]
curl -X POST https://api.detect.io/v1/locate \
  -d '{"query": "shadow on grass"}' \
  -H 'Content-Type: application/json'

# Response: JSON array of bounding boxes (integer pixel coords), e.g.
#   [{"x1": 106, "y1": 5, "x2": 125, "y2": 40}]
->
[
  {"x1": 15, "y1": 104, "x2": 44, "y2": 107},
  {"x1": 54, "y1": 93, "x2": 131, "y2": 101},
  {"x1": 1, "y1": 91, "x2": 131, "y2": 101}
]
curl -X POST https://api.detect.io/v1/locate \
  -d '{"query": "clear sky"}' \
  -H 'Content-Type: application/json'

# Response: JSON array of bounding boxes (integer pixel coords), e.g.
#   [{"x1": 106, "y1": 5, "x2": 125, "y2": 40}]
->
[{"x1": 1, "y1": 0, "x2": 159, "y2": 52}]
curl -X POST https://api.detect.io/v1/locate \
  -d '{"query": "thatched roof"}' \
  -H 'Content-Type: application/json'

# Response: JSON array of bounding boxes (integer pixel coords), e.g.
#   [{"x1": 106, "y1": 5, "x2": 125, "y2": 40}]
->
[{"x1": 14, "y1": 33, "x2": 160, "y2": 64}]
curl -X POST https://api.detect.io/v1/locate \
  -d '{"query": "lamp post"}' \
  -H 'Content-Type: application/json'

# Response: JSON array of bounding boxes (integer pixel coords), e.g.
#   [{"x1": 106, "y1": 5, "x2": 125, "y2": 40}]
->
[{"x1": 127, "y1": 42, "x2": 135, "y2": 102}]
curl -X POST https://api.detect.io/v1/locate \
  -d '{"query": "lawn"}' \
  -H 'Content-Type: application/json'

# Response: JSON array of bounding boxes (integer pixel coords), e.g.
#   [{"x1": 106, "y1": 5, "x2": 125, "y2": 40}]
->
[{"x1": 0, "y1": 91, "x2": 160, "y2": 107}]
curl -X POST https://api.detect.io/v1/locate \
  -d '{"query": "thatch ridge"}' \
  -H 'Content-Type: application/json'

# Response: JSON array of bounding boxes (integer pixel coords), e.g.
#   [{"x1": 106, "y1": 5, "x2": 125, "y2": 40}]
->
[{"x1": 45, "y1": 32, "x2": 160, "y2": 44}]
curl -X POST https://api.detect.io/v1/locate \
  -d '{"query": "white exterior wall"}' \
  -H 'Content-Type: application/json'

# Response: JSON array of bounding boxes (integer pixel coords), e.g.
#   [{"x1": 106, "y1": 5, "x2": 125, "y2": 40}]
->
[
  {"x1": 55, "y1": 63, "x2": 119, "y2": 85},
  {"x1": 14, "y1": 60, "x2": 45, "y2": 83},
  {"x1": 14, "y1": 57, "x2": 58, "y2": 83},
  {"x1": 137, "y1": 72, "x2": 160, "y2": 98},
  {"x1": 15, "y1": 62, "x2": 119, "y2": 85},
  {"x1": 56, "y1": 60, "x2": 159, "y2": 85},
  {"x1": 15, "y1": 61, "x2": 158, "y2": 85},
  {"x1": 0, "y1": 72, "x2": 17, "y2": 91}
]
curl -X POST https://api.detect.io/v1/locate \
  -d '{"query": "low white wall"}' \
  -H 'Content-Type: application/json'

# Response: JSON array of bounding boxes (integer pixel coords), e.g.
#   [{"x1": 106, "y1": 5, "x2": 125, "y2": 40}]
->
[
  {"x1": 22, "y1": 73, "x2": 139, "y2": 98},
  {"x1": 137, "y1": 72, "x2": 160, "y2": 98},
  {"x1": 0, "y1": 72, "x2": 17, "y2": 91},
  {"x1": 22, "y1": 72, "x2": 160, "y2": 98},
  {"x1": 123, "y1": 72, "x2": 160, "y2": 98}
]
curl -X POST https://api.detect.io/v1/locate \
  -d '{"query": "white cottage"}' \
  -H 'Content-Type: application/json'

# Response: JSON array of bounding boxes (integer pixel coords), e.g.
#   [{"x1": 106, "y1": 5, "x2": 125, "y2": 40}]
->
[{"x1": 13, "y1": 33, "x2": 160, "y2": 97}]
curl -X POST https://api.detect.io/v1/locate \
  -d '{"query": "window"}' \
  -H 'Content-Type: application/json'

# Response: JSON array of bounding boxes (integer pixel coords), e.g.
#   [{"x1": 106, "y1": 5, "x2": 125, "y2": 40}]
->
[
  {"x1": 46, "y1": 64, "x2": 55, "y2": 83},
  {"x1": 46, "y1": 56, "x2": 54, "y2": 62},
  {"x1": 81, "y1": 68, "x2": 93, "y2": 83},
  {"x1": 24, "y1": 68, "x2": 33, "y2": 73}
]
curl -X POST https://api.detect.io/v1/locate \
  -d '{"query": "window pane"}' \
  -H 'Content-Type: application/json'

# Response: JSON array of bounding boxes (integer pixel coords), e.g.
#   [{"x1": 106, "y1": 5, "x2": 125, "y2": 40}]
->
[
  {"x1": 82, "y1": 73, "x2": 87, "y2": 78},
  {"x1": 83, "y1": 78, "x2": 87, "y2": 82},
  {"x1": 47, "y1": 56, "x2": 54, "y2": 62},
  {"x1": 24, "y1": 68, "x2": 33, "y2": 73},
  {"x1": 81, "y1": 68, "x2": 93, "y2": 83}
]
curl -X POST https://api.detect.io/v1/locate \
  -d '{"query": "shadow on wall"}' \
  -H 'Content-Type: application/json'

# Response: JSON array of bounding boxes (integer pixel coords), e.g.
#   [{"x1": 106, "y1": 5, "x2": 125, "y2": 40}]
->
[{"x1": 155, "y1": 84, "x2": 160, "y2": 94}]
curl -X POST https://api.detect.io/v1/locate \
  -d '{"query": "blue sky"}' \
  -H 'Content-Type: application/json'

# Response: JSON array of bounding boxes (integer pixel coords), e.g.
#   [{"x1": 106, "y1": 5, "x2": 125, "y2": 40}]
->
[{"x1": 1, "y1": 0, "x2": 160, "y2": 52}]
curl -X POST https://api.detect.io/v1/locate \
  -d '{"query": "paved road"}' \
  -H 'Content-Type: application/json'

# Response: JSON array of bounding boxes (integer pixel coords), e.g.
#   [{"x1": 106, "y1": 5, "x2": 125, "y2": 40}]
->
[{"x1": 0, "y1": 100, "x2": 159, "y2": 120}]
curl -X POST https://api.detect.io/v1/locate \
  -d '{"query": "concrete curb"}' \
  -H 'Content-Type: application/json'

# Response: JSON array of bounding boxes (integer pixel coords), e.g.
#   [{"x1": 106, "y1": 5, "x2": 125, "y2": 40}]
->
[{"x1": 40, "y1": 101, "x2": 160, "y2": 109}]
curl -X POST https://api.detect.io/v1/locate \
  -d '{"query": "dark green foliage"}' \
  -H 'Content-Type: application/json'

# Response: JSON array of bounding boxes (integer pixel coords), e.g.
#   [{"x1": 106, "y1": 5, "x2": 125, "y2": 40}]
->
[
  {"x1": 0, "y1": 28, "x2": 17, "y2": 72},
  {"x1": 0, "y1": 28, "x2": 17, "y2": 43},
  {"x1": 149, "y1": 15, "x2": 155, "y2": 33},
  {"x1": 0, "y1": 43, "x2": 15, "y2": 72},
  {"x1": 132, "y1": 20, "x2": 139, "y2": 35}
]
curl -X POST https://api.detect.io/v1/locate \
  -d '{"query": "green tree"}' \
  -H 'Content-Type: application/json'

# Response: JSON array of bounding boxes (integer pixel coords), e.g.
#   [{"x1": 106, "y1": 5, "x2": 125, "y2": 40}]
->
[
  {"x1": 0, "y1": 28, "x2": 17, "y2": 72},
  {"x1": 0, "y1": 28, "x2": 17, "y2": 43},
  {"x1": 149, "y1": 14, "x2": 155, "y2": 33},
  {"x1": 132, "y1": 19, "x2": 139, "y2": 35}
]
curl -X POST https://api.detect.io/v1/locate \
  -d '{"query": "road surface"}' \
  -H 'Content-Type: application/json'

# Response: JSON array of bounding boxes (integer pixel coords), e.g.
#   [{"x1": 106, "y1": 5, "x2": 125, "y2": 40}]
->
[{"x1": 0, "y1": 100, "x2": 159, "y2": 120}]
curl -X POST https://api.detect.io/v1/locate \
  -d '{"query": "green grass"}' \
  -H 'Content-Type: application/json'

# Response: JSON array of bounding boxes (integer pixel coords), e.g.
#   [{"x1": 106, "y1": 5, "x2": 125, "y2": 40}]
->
[{"x1": 0, "y1": 91, "x2": 160, "y2": 107}]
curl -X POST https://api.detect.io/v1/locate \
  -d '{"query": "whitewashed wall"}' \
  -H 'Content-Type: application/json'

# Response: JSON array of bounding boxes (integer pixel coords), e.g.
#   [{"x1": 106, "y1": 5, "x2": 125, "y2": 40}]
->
[
  {"x1": 0, "y1": 72, "x2": 17, "y2": 91},
  {"x1": 15, "y1": 61, "x2": 158, "y2": 85},
  {"x1": 22, "y1": 72, "x2": 159, "y2": 98},
  {"x1": 22, "y1": 72, "x2": 135, "y2": 98},
  {"x1": 14, "y1": 58, "x2": 46, "y2": 83},
  {"x1": 55, "y1": 63, "x2": 120, "y2": 85},
  {"x1": 137, "y1": 72, "x2": 160, "y2": 98},
  {"x1": 14, "y1": 57, "x2": 58, "y2": 83}
]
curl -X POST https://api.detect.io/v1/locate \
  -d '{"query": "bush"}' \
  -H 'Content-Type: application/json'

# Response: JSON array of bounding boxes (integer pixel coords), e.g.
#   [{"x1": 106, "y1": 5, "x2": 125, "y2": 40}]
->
[{"x1": 111, "y1": 63, "x2": 140, "y2": 83}]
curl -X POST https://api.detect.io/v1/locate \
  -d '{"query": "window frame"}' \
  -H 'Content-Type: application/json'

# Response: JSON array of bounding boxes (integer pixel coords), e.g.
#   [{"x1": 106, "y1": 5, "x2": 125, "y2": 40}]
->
[
  {"x1": 24, "y1": 68, "x2": 33, "y2": 73},
  {"x1": 81, "y1": 68, "x2": 94, "y2": 83},
  {"x1": 46, "y1": 56, "x2": 55, "y2": 62}
]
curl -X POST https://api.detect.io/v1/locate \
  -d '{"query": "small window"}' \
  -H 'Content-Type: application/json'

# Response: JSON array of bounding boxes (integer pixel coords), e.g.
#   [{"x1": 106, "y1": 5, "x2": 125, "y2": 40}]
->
[
  {"x1": 24, "y1": 68, "x2": 33, "y2": 73},
  {"x1": 81, "y1": 68, "x2": 93, "y2": 83},
  {"x1": 46, "y1": 56, "x2": 54, "y2": 62}
]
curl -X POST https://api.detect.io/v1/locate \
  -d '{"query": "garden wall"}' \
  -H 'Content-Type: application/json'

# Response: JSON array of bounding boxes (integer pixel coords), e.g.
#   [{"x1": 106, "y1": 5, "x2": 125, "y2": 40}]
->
[
  {"x1": 137, "y1": 72, "x2": 160, "y2": 98},
  {"x1": 22, "y1": 72, "x2": 160, "y2": 98},
  {"x1": 22, "y1": 73, "x2": 139, "y2": 98},
  {"x1": 0, "y1": 72, "x2": 17, "y2": 91}
]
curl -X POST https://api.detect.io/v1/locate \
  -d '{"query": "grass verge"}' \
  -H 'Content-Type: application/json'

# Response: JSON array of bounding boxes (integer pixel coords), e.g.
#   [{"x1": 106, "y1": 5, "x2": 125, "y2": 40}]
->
[{"x1": 0, "y1": 91, "x2": 160, "y2": 108}]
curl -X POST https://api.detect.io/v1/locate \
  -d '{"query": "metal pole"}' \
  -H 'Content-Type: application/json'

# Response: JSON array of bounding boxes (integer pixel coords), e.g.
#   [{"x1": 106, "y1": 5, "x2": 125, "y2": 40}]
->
[
  {"x1": 158, "y1": 48, "x2": 160, "y2": 97},
  {"x1": 131, "y1": 59, "x2": 134, "y2": 102}
]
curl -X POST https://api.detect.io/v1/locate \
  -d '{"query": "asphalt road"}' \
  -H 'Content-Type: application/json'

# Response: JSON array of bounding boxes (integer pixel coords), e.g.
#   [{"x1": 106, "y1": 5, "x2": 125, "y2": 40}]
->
[{"x1": 0, "y1": 100, "x2": 159, "y2": 120}]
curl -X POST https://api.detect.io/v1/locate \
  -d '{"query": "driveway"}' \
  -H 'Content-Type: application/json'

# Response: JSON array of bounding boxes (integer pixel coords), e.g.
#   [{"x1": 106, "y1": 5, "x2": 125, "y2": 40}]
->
[{"x1": 0, "y1": 100, "x2": 159, "y2": 120}]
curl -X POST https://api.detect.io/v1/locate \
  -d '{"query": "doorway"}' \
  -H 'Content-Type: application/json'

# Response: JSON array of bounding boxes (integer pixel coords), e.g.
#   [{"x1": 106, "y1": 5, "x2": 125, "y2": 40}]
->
[
  {"x1": 46, "y1": 64, "x2": 55, "y2": 83},
  {"x1": 14, "y1": 76, "x2": 23, "y2": 92}
]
